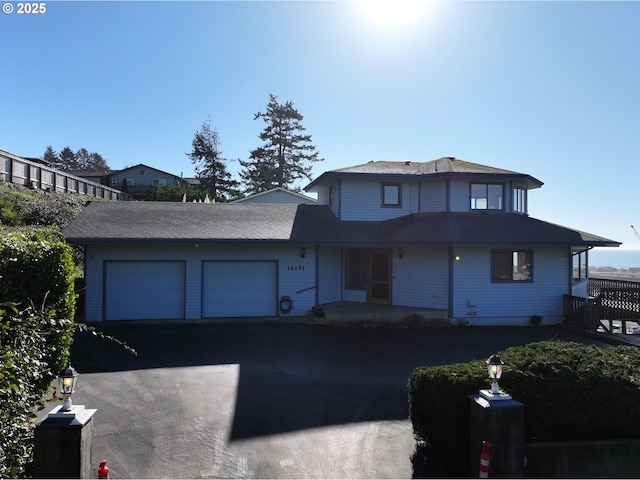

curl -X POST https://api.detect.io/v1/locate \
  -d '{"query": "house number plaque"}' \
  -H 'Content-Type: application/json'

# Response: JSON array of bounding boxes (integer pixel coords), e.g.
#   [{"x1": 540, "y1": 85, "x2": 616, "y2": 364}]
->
[{"x1": 287, "y1": 265, "x2": 305, "y2": 271}]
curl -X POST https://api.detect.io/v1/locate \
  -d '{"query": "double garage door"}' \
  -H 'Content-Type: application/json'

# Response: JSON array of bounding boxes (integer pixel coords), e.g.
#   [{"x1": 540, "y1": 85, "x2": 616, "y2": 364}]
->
[{"x1": 104, "y1": 260, "x2": 277, "y2": 321}]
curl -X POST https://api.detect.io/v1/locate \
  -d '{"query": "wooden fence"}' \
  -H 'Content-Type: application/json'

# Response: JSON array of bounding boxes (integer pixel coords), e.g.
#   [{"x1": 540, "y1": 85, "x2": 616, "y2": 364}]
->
[{"x1": 0, "y1": 149, "x2": 132, "y2": 201}]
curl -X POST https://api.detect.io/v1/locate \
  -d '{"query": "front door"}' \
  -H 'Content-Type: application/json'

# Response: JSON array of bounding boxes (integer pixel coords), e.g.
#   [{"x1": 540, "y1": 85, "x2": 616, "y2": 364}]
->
[{"x1": 369, "y1": 249, "x2": 391, "y2": 304}]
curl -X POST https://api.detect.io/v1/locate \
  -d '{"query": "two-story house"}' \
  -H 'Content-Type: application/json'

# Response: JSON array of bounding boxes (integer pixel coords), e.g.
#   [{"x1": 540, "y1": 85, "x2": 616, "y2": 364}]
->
[{"x1": 63, "y1": 157, "x2": 619, "y2": 324}]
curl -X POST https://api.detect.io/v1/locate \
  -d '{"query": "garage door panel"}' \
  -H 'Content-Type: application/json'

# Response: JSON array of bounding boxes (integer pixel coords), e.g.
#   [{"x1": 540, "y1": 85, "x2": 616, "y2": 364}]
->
[
  {"x1": 105, "y1": 261, "x2": 185, "y2": 321},
  {"x1": 203, "y1": 261, "x2": 277, "y2": 317}
]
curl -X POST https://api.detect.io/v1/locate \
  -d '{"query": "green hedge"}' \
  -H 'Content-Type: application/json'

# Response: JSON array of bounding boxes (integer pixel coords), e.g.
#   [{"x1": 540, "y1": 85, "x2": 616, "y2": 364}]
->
[
  {"x1": 0, "y1": 228, "x2": 77, "y2": 477},
  {"x1": 0, "y1": 227, "x2": 76, "y2": 326},
  {"x1": 408, "y1": 340, "x2": 640, "y2": 477}
]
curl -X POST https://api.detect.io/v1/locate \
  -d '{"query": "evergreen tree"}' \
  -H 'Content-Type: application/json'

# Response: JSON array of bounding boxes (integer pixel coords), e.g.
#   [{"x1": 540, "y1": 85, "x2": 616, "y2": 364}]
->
[
  {"x1": 57, "y1": 146, "x2": 78, "y2": 170},
  {"x1": 187, "y1": 118, "x2": 240, "y2": 202},
  {"x1": 75, "y1": 148, "x2": 109, "y2": 170},
  {"x1": 239, "y1": 94, "x2": 322, "y2": 194},
  {"x1": 42, "y1": 145, "x2": 57, "y2": 167},
  {"x1": 43, "y1": 146, "x2": 110, "y2": 171}
]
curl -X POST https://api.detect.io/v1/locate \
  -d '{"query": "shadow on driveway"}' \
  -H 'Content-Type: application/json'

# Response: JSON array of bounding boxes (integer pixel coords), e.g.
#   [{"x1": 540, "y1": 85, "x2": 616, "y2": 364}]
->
[{"x1": 71, "y1": 322, "x2": 609, "y2": 442}]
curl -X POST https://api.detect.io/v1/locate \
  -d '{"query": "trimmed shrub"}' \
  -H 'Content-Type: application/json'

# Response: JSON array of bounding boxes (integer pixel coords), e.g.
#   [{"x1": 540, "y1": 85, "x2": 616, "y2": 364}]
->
[
  {"x1": 0, "y1": 227, "x2": 76, "y2": 373},
  {"x1": 0, "y1": 303, "x2": 73, "y2": 478},
  {"x1": 408, "y1": 340, "x2": 640, "y2": 477}
]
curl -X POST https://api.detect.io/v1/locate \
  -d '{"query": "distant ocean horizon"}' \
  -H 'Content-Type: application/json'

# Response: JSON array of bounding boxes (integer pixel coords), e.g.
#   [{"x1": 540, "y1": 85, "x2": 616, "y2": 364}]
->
[{"x1": 589, "y1": 248, "x2": 640, "y2": 269}]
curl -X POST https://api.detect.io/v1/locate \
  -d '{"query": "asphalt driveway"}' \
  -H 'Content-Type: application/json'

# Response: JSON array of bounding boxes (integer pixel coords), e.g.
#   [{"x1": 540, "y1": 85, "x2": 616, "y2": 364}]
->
[{"x1": 62, "y1": 323, "x2": 609, "y2": 478}]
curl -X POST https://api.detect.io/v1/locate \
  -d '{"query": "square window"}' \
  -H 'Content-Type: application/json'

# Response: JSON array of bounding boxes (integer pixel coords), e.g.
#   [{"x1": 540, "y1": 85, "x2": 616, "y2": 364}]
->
[
  {"x1": 382, "y1": 184, "x2": 401, "y2": 207},
  {"x1": 492, "y1": 250, "x2": 532, "y2": 282},
  {"x1": 471, "y1": 183, "x2": 503, "y2": 210}
]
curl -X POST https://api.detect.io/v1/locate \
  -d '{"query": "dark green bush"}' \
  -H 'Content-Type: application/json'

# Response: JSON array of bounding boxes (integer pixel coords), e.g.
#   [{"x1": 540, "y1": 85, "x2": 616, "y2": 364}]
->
[
  {"x1": 0, "y1": 228, "x2": 76, "y2": 373},
  {"x1": 0, "y1": 303, "x2": 74, "y2": 478},
  {"x1": 408, "y1": 340, "x2": 640, "y2": 477}
]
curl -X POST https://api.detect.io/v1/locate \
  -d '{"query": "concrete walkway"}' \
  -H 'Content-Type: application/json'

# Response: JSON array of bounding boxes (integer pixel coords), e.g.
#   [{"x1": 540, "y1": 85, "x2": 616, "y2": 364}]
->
[{"x1": 61, "y1": 323, "x2": 611, "y2": 478}]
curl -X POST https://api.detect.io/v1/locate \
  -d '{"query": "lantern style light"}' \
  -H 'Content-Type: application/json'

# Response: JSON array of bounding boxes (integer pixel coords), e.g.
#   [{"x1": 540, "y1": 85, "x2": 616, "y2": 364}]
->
[
  {"x1": 486, "y1": 354, "x2": 503, "y2": 394},
  {"x1": 480, "y1": 353, "x2": 511, "y2": 400},
  {"x1": 58, "y1": 364, "x2": 79, "y2": 411}
]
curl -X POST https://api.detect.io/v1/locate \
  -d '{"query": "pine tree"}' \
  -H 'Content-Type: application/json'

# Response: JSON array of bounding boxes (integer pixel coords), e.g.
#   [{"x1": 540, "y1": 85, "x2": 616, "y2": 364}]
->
[
  {"x1": 239, "y1": 94, "x2": 322, "y2": 194},
  {"x1": 187, "y1": 118, "x2": 239, "y2": 202},
  {"x1": 57, "y1": 146, "x2": 78, "y2": 170},
  {"x1": 42, "y1": 145, "x2": 57, "y2": 167},
  {"x1": 75, "y1": 148, "x2": 109, "y2": 170}
]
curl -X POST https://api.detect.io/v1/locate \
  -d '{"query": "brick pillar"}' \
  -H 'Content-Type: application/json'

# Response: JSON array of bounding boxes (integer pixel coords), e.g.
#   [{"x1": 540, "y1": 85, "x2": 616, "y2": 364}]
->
[
  {"x1": 33, "y1": 405, "x2": 97, "y2": 479},
  {"x1": 469, "y1": 395, "x2": 524, "y2": 477}
]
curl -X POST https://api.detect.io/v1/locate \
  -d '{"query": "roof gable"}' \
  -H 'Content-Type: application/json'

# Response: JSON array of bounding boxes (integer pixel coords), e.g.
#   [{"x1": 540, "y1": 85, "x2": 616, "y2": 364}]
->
[{"x1": 231, "y1": 187, "x2": 317, "y2": 205}]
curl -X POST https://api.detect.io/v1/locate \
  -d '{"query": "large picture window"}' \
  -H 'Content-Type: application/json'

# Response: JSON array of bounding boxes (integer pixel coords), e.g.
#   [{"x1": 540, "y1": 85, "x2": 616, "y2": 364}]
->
[
  {"x1": 492, "y1": 250, "x2": 532, "y2": 282},
  {"x1": 471, "y1": 183, "x2": 503, "y2": 210}
]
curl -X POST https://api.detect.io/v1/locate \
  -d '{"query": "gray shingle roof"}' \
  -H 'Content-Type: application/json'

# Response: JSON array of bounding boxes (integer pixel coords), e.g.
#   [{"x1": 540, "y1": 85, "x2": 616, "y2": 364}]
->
[
  {"x1": 63, "y1": 202, "x2": 301, "y2": 243},
  {"x1": 63, "y1": 202, "x2": 619, "y2": 248},
  {"x1": 305, "y1": 158, "x2": 543, "y2": 191}
]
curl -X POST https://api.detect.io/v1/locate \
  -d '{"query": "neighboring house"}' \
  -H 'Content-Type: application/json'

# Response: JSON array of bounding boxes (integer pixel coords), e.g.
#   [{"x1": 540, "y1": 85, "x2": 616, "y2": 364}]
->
[
  {"x1": 108, "y1": 164, "x2": 191, "y2": 199},
  {"x1": 231, "y1": 187, "x2": 317, "y2": 205},
  {"x1": 63, "y1": 157, "x2": 619, "y2": 324},
  {"x1": 65, "y1": 170, "x2": 113, "y2": 186}
]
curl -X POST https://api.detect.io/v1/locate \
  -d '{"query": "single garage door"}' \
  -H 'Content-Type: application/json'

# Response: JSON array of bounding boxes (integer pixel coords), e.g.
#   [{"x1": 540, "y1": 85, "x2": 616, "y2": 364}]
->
[
  {"x1": 202, "y1": 261, "x2": 277, "y2": 317},
  {"x1": 105, "y1": 261, "x2": 186, "y2": 321}
]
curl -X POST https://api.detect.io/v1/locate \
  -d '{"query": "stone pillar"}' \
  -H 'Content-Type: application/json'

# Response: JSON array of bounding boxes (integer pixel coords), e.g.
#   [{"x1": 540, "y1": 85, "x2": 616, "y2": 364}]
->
[
  {"x1": 33, "y1": 405, "x2": 97, "y2": 479},
  {"x1": 469, "y1": 394, "x2": 524, "y2": 478}
]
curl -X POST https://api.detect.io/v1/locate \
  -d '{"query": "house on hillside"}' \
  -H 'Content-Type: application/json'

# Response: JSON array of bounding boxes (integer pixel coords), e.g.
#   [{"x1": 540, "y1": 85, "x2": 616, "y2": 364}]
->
[
  {"x1": 108, "y1": 164, "x2": 191, "y2": 199},
  {"x1": 63, "y1": 157, "x2": 620, "y2": 324},
  {"x1": 70, "y1": 164, "x2": 193, "y2": 200},
  {"x1": 231, "y1": 187, "x2": 317, "y2": 205}
]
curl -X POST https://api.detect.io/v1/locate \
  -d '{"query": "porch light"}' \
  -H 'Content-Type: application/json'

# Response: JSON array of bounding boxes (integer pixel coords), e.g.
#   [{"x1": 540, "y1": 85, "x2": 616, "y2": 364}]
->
[
  {"x1": 58, "y1": 364, "x2": 79, "y2": 411},
  {"x1": 398, "y1": 247, "x2": 403, "y2": 259},
  {"x1": 300, "y1": 247, "x2": 306, "y2": 258}
]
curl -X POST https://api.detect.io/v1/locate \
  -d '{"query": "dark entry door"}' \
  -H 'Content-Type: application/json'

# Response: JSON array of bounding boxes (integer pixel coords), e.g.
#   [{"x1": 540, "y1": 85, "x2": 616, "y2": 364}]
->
[{"x1": 369, "y1": 249, "x2": 391, "y2": 304}]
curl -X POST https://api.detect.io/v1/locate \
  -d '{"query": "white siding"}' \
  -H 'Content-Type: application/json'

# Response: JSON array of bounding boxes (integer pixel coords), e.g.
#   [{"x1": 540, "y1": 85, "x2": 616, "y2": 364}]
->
[
  {"x1": 317, "y1": 246, "x2": 342, "y2": 304},
  {"x1": 451, "y1": 246, "x2": 569, "y2": 325},
  {"x1": 392, "y1": 246, "x2": 449, "y2": 309},
  {"x1": 84, "y1": 243, "x2": 317, "y2": 321},
  {"x1": 420, "y1": 180, "x2": 447, "y2": 212},
  {"x1": 339, "y1": 179, "x2": 413, "y2": 221},
  {"x1": 449, "y1": 179, "x2": 469, "y2": 212}
]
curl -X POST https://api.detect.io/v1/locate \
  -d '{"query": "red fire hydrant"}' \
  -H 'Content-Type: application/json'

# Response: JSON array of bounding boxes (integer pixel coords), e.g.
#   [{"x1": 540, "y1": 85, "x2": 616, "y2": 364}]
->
[
  {"x1": 479, "y1": 441, "x2": 491, "y2": 478},
  {"x1": 98, "y1": 459, "x2": 109, "y2": 479}
]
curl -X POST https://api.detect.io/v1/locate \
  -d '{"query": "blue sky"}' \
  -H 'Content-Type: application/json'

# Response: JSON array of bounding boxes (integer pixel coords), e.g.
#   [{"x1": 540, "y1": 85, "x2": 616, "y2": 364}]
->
[{"x1": 1, "y1": 0, "x2": 639, "y2": 249}]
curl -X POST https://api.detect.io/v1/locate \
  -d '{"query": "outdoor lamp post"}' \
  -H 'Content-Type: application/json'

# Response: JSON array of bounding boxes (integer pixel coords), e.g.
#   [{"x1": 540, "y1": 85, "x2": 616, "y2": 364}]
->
[
  {"x1": 487, "y1": 354, "x2": 503, "y2": 395},
  {"x1": 480, "y1": 354, "x2": 511, "y2": 400},
  {"x1": 58, "y1": 364, "x2": 79, "y2": 411}
]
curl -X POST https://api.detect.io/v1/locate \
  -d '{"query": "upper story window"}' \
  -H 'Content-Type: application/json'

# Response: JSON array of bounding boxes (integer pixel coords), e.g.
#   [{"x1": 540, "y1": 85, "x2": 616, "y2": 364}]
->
[
  {"x1": 513, "y1": 187, "x2": 526, "y2": 214},
  {"x1": 382, "y1": 183, "x2": 401, "y2": 207},
  {"x1": 153, "y1": 178, "x2": 168, "y2": 186},
  {"x1": 492, "y1": 249, "x2": 532, "y2": 282},
  {"x1": 471, "y1": 183, "x2": 503, "y2": 210}
]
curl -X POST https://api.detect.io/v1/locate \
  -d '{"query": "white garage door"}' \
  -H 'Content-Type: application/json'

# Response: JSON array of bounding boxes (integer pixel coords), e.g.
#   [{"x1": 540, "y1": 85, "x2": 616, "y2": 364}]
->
[
  {"x1": 105, "y1": 261, "x2": 186, "y2": 321},
  {"x1": 202, "y1": 261, "x2": 277, "y2": 317}
]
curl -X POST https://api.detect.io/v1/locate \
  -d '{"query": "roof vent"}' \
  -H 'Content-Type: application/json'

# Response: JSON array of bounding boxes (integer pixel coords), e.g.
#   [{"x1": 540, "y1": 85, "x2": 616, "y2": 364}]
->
[
  {"x1": 404, "y1": 160, "x2": 412, "y2": 166},
  {"x1": 447, "y1": 156, "x2": 456, "y2": 160}
]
